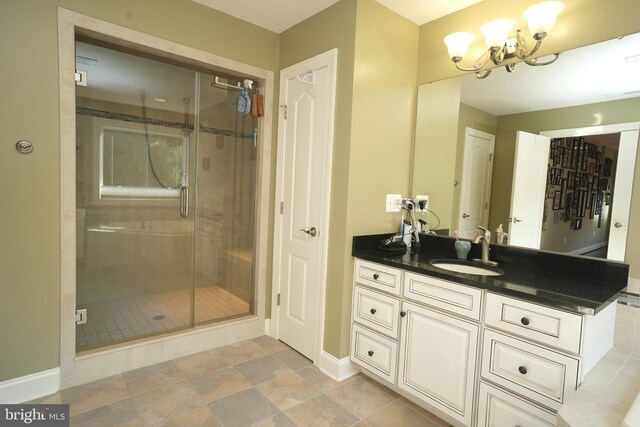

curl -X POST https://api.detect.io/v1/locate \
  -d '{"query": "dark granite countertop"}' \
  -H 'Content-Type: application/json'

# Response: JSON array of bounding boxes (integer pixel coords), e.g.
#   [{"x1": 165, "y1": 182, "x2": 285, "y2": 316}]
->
[{"x1": 353, "y1": 233, "x2": 629, "y2": 315}]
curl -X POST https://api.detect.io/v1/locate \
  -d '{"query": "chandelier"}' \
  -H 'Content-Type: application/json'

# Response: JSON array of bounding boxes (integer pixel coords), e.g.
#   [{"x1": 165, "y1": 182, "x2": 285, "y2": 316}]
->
[{"x1": 443, "y1": 1, "x2": 565, "y2": 79}]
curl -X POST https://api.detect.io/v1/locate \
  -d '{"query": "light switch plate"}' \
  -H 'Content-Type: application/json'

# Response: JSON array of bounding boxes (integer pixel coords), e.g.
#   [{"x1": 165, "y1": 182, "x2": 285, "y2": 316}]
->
[{"x1": 385, "y1": 194, "x2": 402, "y2": 212}]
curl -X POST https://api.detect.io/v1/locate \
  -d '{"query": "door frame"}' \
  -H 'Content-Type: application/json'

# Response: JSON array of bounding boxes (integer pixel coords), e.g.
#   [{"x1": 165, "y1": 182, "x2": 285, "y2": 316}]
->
[
  {"x1": 541, "y1": 121, "x2": 640, "y2": 259},
  {"x1": 58, "y1": 9, "x2": 273, "y2": 388},
  {"x1": 271, "y1": 49, "x2": 338, "y2": 365}
]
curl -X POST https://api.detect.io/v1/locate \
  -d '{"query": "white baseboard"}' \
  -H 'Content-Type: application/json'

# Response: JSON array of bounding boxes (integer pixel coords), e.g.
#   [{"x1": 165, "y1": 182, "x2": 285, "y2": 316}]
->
[
  {"x1": 570, "y1": 241, "x2": 607, "y2": 255},
  {"x1": 317, "y1": 350, "x2": 360, "y2": 382},
  {"x1": 264, "y1": 319, "x2": 271, "y2": 336},
  {"x1": 0, "y1": 368, "x2": 60, "y2": 404}
]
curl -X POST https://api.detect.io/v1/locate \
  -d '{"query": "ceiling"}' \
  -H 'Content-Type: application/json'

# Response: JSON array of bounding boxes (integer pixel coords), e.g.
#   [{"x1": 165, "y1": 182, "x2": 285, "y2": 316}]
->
[{"x1": 192, "y1": 0, "x2": 482, "y2": 33}]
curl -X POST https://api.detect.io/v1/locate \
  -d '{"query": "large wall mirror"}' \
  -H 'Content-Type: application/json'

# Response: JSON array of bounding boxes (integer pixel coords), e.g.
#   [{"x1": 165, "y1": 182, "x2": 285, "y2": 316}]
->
[{"x1": 412, "y1": 32, "x2": 640, "y2": 262}]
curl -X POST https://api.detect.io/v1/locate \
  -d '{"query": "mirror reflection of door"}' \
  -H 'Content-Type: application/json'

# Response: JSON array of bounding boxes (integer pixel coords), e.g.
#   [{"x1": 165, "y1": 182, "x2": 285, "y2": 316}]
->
[
  {"x1": 508, "y1": 131, "x2": 551, "y2": 249},
  {"x1": 458, "y1": 128, "x2": 495, "y2": 239},
  {"x1": 541, "y1": 124, "x2": 639, "y2": 261}
]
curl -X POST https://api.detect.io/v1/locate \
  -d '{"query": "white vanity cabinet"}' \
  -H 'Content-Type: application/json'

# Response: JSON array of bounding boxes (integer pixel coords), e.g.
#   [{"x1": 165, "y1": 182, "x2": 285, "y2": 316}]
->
[
  {"x1": 477, "y1": 292, "x2": 616, "y2": 427},
  {"x1": 351, "y1": 259, "x2": 481, "y2": 426},
  {"x1": 350, "y1": 258, "x2": 617, "y2": 427}
]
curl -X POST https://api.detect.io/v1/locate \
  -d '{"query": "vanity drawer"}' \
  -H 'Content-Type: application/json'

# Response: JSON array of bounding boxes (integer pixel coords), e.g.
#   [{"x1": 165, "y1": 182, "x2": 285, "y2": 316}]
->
[
  {"x1": 403, "y1": 272, "x2": 482, "y2": 320},
  {"x1": 485, "y1": 293, "x2": 584, "y2": 354},
  {"x1": 481, "y1": 330, "x2": 579, "y2": 411},
  {"x1": 354, "y1": 259, "x2": 402, "y2": 296},
  {"x1": 352, "y1": 285, "x2": 401, "y2": 339},
  {"x1": 351, "y1": 324, "x2": 398, "y2": 384},
  {"x1": 476, "y1": 381, "x2": 556, "y2": 427}
]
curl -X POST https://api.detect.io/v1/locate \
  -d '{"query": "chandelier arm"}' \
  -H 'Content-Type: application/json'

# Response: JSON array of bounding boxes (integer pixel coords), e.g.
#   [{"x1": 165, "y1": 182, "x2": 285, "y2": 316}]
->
[
  {"x1": 514, "y1": 31, "x2": 544, "y2": 60},
  {"x1": 524, "y1": 53, "x2": 560, "y2": 66},
  {"x1": 475, "y1": 69, "x2": 492, "y2": 79}
]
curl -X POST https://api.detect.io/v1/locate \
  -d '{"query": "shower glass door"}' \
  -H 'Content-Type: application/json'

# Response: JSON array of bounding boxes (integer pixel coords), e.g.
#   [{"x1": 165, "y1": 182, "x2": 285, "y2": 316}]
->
[
  {"x1": 75, "y1": 40, "x2": 197, "y2": 350},
  {"x1": 75, "y1": 39, "x2": 258, "y2": 351}
]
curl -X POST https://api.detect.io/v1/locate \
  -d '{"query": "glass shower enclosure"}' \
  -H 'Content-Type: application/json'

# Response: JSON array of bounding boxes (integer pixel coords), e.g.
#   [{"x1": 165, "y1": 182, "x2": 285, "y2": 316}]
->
[{"x1": 75, "y1": 39, "x2": 258, "y2": 350}]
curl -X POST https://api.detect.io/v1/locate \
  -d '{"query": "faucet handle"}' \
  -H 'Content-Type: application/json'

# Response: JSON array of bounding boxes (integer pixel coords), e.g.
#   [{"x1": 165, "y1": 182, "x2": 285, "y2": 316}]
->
[{"x1": 476, "y1": 225, "x2": 490, "y2": 236}]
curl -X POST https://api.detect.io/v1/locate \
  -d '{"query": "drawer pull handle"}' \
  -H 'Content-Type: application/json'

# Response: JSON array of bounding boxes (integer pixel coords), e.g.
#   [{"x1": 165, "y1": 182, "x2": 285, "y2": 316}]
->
[
  {"x1": 372, "y1": 273, "x2": 379, "y2": 280},
  {"x1": 370, "y1": 308, "x2": 377, "y2": 315},
  {"x1": 518, "y1": 365, "x2": 528, "y2": 375},
  {"x1": 400, "y1": 311, "x2": 407, "y2": 317},
  {"x1": 368, "y1": 350, "x2": 374, "y2": 357},
  {"x1": 520, "y1": 317, "x2": 530, "y2": 326}
]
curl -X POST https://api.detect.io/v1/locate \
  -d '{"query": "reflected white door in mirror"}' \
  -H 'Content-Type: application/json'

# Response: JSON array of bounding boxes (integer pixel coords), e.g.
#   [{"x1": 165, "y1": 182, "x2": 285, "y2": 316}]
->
[
  {"x1": 458, "y1": 128, "x2": 495, "y2": 239},
  {"x1": 508, "y1": 131, "x2": 551, "y2": 249}
]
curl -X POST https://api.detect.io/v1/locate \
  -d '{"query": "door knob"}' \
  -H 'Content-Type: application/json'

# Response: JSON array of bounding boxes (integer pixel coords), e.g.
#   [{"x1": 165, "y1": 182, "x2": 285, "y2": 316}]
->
[
  {"x1": 614, "y1": 222, "x2": 624, "y2": 229},
  {"x1": 512, "y1": 217, "x2": 523, "y2": 223},
  {"x1": 299, "y1": 227, "x2": 318, "y2": 237},
  {"x1": 462, "y1": 213, "x2": 470, "y2": 219}
]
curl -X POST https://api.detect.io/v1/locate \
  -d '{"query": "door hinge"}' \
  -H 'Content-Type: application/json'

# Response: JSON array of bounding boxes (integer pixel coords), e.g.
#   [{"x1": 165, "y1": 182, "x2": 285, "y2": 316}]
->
[
  {"x1": 280, "y1": 104, "x2": 287, "y2": 120},
  {"x1": 75, "y1": 309, "x2": 87, "y2": 325},
  {"x1": 485, "y1": 202, "x2": 488, "y2": 209},
  {"x1": 280, "y1": 201, "x2": 284, "y2": 215},
  {"x1": 75, "y1": 70, "x2": 87, "y2": 87},
  {"x1": 277, "y1": 293, "x2": 281, "y2": 306},
  {"x1": 489, "y1": 153, "x2": 493, "y2": 161}
]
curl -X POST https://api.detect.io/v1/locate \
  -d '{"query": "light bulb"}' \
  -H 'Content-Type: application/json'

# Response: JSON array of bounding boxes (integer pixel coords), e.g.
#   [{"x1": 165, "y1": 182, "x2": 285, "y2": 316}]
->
[
  {"x1": 523, "y1": 1, "x2": 565, "y2": 36},
  {"x1": 480, "y1": 19, "x2": 515, "y2": 49},
  {"x1": 444, "y1": 32, "x2": 474, "y2": 60}
]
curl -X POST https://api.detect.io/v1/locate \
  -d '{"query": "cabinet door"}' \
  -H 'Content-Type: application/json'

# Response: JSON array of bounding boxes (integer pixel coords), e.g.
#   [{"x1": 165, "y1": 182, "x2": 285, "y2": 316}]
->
[
  {"x1": 476, "y1": 382, "x2": 556, "y2": 427},
  {"x1": 398, "y1": 301, "x2": 479, "y2": 426}
]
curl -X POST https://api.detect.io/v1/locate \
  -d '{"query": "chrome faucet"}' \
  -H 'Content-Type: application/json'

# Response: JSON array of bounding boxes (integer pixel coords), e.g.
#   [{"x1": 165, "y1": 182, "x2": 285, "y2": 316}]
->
[{"x1": 473, "y1": 226, "x2": 497, "y2": 266}]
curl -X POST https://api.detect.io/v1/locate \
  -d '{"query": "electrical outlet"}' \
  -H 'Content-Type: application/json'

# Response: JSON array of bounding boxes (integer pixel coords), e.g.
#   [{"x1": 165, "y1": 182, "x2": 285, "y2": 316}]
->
[
  {"x1": 414, "y1": 195, "x2": 429, "y2": 212},
  {"x1": 385, "y1": 194, "x2": 402, "y2": 212},
  {"x1": 563, "y1": 236, "x2": 567, "y2": 245}
]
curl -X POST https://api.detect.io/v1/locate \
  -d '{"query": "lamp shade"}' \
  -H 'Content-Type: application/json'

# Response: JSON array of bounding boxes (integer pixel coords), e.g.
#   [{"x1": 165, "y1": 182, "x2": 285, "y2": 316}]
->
[
  {"x1": 480, "y1": 19, "x2": 515, "y2": 49},
  {"x1": 523, "y1": 1, "x2": 565, "y2": 35},
  {"x1": 444, "y1": 32, "x2": 474, "y2": 59}
]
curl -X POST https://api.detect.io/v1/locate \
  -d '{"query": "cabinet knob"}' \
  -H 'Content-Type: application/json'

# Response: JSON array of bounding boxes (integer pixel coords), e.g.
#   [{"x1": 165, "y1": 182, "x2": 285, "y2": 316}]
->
[
  {"x1": 400, "y1": 311, "x2": 407, "y2": 317},
  {"x1": 518, "y1": 365, "x2": 528, "y2": 375},
  {"x1": 370, "y1": 308, "x2": 377, "y2": 315},
  {"x1": 368, "y1": 350, "x2": 374, "y2": 357},
  {"x1": 520, "y1": 317, "x2": 530, "y2": 326},
  {"x1": 372, "y1": 273, "x2": 379, "y2": 280}
]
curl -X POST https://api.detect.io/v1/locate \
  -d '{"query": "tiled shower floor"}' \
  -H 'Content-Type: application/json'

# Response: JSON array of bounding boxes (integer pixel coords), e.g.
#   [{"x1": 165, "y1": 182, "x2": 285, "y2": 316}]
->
[{"x1": 76, "y1": 285, "x2": 250, "y2": 349}]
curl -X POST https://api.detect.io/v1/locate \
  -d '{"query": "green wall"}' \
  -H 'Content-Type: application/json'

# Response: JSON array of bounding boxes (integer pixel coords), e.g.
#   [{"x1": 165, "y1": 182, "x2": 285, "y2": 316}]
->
[
  {"x1": 412, "y1": 79, "x2": 462, "y2": 232},
  {"x1": 490, "y1": 98, "x2": 640, "y2": 276},
  {"x1": 343, "y1": 0, "x2": 418, "y2": 357},
  {"x1": 0, "y1": 0, "x2": 61, "y2": 383},
  {"x1": 0, "y1": 0, "x2": 279, "y2": 382}
]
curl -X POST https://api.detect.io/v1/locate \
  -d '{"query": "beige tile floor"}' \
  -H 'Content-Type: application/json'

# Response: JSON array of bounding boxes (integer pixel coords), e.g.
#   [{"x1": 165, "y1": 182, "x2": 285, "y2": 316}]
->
[
  {"x1": 34, "y1": 336, "x2": 451, "y2": 427},
  {"x1": 76, "y1": 286, "x2": 250, "y2": 350}
]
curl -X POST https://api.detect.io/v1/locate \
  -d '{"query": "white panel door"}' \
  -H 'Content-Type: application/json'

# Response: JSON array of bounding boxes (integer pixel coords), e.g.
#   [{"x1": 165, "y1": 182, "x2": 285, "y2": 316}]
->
[
  {"x1": 607, "y1": 130, "x2": 638, "y2": 261},
  {"x1": 273, "y1": 50, "x2": 337, "y2": 361},
  {"x1": 458, "y1": 128, "x2": 495, "y2": 239},
  {"x1": 509, "y1": 131, "x2": 551, "y2": 249},
  {"x1": 398, "y1": 301, "x2": 478, "y2": 426}
]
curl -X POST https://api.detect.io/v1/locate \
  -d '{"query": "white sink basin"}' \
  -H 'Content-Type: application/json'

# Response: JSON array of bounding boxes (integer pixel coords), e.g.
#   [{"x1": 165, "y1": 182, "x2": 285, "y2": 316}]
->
[{"x1": 430, "y1": 260, "x2": 504, "y2": 276}]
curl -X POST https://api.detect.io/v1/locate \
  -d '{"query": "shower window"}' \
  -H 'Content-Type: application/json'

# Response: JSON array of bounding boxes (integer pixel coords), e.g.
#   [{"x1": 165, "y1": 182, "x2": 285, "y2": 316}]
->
[{"x1": 100, "y1": 126, "x2": 187, "y2": 199}]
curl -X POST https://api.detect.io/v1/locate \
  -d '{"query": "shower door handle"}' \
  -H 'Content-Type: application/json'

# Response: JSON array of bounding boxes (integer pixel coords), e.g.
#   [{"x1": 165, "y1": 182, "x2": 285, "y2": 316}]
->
[{"x1": 180, "y1": 186, "x2": 189, "y2": 218}]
